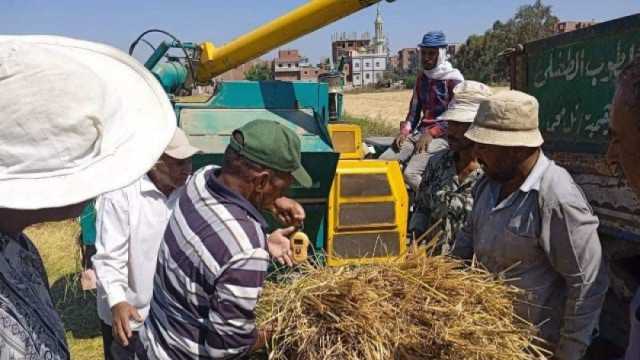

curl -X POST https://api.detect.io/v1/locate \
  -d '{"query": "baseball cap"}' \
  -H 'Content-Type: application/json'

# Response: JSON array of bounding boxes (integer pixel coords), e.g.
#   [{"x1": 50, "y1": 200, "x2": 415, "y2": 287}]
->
[
  {"x1": 229, "y1": 119, "x2": 312, "y2": 188},
  {"x1": 164, "y1": 128, "x2": 201, "y2": 160}
]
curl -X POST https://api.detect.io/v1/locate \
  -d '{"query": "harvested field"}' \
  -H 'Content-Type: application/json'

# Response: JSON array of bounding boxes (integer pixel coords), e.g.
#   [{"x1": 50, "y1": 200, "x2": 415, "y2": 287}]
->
[
  {"x1": 26, "y1": 221, "x2": 103, "y2": 360},
  {"x1": 257, "y1": 253, "x2": 548, "y2": 360},
  {"x1": 344, "y1": 87, "x2": 509, "y2": 127}
]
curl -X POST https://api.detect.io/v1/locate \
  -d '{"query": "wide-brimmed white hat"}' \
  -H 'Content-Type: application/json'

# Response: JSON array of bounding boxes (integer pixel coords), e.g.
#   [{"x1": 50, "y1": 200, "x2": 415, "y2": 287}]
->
[
  {"x1": 437, "y1": 81, "x2": 493, "y2": 123},
  {"x1": 465, "y1": 90, "x2": 544, "y2": 147},
  {"x1": 0, "y1": 36, "x2": 176, "y2": 210}
]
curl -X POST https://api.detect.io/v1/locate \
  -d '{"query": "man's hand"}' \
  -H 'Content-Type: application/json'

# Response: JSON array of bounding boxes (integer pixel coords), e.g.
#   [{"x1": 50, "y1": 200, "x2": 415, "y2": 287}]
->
[
  {"x1": 251, "y1": 324, "x2": 274, "y2": 352},
  {"x1": 267, "y1": 227, "x2": 296, "y2": 267},
  {"x1": 391, "y1": 134, "x2": 408, "y2": 152},
  {"x1": 111, "y1": 301, "x2": 142, "y2": 347},
  {"x1": 272, "y1": 197, "x2": 305, "y2": 228},
  {"x1": 414, "y1": 133, "x2": 433, "y2": 154}
]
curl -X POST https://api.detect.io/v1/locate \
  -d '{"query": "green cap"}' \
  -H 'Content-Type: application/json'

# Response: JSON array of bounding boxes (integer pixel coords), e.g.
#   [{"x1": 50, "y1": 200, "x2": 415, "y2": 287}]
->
[{"x1": 229, "y1": 119, "x2": 312, "y2": 188}]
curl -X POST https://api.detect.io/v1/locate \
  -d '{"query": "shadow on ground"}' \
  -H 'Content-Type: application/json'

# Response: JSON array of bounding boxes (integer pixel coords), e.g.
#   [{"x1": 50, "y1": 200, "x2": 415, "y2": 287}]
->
[{"x1": 50, "y1": 273, "x2": 101, "y2": 340}]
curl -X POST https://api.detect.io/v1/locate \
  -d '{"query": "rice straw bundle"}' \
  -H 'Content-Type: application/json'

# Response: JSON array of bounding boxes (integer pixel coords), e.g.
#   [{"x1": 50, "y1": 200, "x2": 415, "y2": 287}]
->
[{"x1": 256, "y1": 253, "x2": 549, "y2": 360}]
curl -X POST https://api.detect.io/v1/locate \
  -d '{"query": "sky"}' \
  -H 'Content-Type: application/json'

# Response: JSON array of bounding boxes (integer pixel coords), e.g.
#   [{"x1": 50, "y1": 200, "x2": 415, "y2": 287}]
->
[{"x1": 1, "y1": 0, "x2": 638, "y2": 64}]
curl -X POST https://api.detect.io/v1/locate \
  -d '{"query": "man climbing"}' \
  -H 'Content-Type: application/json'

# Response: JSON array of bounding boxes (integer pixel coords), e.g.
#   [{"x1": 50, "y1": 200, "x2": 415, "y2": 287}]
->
[{"x1": 380, "y1": 30, "x2": 464, "y2": 191}]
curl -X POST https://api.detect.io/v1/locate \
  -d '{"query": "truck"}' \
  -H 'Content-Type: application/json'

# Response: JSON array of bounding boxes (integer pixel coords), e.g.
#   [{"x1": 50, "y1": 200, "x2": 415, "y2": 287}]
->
[{"x1": 505, "y1": 13, "x2": 640, "y2": 354}]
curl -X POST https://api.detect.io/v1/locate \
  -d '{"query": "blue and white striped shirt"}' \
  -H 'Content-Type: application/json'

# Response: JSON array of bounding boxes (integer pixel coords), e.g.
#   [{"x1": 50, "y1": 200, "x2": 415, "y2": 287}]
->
[{"x1": 141, "y1": 166, "x2": 270, "y2": 359}]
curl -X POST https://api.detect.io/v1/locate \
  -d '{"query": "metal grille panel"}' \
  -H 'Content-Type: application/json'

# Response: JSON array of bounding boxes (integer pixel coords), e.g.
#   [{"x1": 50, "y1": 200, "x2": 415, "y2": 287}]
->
[
  {"x1": 332, "y1": 131, "x2": 357, "y2": 154},
  {"x1": 332, "y1": 231, "x2": 400, "y2": 259},
  {"x1": 340, "y1": 174, "x2": 391, "y2": 197},
  {"x1": 338, "y1": 202, "x2": 395, "y2": 227}
]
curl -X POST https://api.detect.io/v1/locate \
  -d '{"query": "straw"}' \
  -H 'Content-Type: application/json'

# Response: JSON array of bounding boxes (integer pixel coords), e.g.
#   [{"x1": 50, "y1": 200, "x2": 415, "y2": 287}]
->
[{"x1": 256, "y1": 252, "x2": 550, "y2": 360}]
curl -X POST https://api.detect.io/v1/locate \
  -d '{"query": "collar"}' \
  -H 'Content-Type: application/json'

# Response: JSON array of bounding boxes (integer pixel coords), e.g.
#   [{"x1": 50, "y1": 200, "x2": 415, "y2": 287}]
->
[
  {"x1": 140, "y1": 175, "x2": 162, "y2": 194},
  {"x1": 519, "y1": 152, "x2": 551, "y2": 193},
  {"x1": 205, "y1": 169, "x2": 268, "y2": 230}
]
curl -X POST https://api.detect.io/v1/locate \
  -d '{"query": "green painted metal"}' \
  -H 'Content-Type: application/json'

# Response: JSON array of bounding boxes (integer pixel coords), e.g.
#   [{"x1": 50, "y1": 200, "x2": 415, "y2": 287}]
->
[
  {"x1": 152, "y1": 62, "x2": 188, "y2": 93},
  {"x1": 525, "y1": 14, "x2": 640, "y2": 154},
  {"x1": 174, "y1": 80, "x2": 339, "y2": 253}
]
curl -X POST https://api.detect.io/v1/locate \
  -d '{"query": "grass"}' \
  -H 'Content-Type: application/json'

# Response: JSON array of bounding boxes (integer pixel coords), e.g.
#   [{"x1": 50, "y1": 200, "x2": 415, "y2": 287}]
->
[
  {"x1": 342, "y1": 113, "x2": 397, "y2": 138},
  {"x1": 25, "y1": 221, "x2": 103, "y2": 359}
]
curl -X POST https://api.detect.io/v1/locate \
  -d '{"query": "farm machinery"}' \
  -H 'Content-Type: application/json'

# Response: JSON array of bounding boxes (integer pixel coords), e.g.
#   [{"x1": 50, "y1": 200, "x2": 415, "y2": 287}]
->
[{"x1": 131, "y1": 0, "x2": 408, "y2": 266}]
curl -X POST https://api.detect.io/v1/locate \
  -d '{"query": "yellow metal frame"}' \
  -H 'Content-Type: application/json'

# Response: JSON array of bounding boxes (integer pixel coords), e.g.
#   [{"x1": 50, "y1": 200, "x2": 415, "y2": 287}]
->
[
  {"x1": 326, "y1": 160, "x2": 408, "y2": 266},
  {"x1": 327, "y1": 123, "x2": 363, "y2": 160},
  {"x1": 195, "y1": 0, "x2": 387, "y2": 80}
]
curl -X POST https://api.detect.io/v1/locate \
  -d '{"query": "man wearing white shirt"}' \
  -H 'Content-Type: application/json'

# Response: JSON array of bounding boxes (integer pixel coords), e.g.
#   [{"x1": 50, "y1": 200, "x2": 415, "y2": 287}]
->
[{"x1": 93, "y1": 128, "x2": 200, "y2": 359}]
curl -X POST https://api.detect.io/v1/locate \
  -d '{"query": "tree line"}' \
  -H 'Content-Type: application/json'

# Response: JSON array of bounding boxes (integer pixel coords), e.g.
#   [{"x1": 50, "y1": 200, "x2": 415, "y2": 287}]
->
[{"x1": 453, "y1": 0, "x2": 559, "y2": 84}]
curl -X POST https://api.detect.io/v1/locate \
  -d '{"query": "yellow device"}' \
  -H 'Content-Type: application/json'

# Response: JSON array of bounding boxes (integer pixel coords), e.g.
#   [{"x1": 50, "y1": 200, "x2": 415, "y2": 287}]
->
[
  {"x1": 327, "y1": 123, "x2": 363, "y2": 160},
  {"x1": 326, "y1": 123, "x2": 409, "y2": 267},
  {"x1": 291, "y1": 232, "x2": 310, "y2": 264}
]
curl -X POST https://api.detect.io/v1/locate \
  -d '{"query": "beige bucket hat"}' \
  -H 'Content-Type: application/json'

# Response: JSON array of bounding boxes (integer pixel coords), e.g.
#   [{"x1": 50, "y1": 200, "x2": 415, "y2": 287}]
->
[
  {"x1": 164, "y1": 128, "x2": 202, "y2": 160},
  {"x1": 464, "y1": 90, "x2": 544, "y2": 147},
  {"x1": 0, "y1": 36, "x2": 177, "y2": 210},
  {"x1": 437, "y1": 81, "x2": 493, "y2": 123}
]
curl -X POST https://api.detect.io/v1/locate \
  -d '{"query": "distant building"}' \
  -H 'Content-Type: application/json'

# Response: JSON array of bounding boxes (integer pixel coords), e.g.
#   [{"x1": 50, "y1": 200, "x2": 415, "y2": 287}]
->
[
  {"x1": 273, "y1": 49, "x2": 305, "y2": 81},
  {"x1": 300, "y1": 67, "x2": 327, "y2": 81},
  {"x1": 398, "y1": 48, "x2": 418, "y2": 73},
  {"x1": 447, "y1": 43, "x2": 460, "y2": 58},
  {"x1": 273, "y1": 49, "x2": 327, "y2": 82},
  {"x1": 555, "y1": 21, "x2": 597, "y2": 34},
  {"x1": 351, "y1": 53, "x2": 387, "y2": 87},
  {"x1": 389, "y1": 54, "x2": 399, "y2": 71},
  {"x1": 331, "y1": 34, "x2": 371, "y2": 65},
  {"x1": 214, "y1": 58, "x2": 269, "y2": 81},
  {"x1": 334, "y1": 7, "x2": 390, "y2": 88}
]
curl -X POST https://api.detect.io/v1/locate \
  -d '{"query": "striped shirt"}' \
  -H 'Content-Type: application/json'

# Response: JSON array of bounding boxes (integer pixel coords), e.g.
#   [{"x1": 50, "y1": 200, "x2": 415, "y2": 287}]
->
[
  {"x1": 141, "y1": 166, "x2": 270, "y2": 359},
  {"x1": 405, "y1": 73, "x2": 461, "y2": 137}
]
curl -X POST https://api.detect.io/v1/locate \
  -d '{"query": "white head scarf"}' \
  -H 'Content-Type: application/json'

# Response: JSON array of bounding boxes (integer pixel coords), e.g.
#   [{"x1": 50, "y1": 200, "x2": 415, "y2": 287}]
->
[{"x1": 424, "y1": 47, "x2": 464, "y2": 81}]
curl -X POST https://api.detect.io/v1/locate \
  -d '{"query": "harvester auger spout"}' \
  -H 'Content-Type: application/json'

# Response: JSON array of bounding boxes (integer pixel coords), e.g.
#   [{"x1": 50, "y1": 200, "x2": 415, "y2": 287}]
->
[{"x1": 135, "y1": 0, "x2": 396, "y2": 92}]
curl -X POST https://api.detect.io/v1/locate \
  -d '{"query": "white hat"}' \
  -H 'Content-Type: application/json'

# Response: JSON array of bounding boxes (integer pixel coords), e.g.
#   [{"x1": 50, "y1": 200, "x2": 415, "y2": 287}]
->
[
  {"x1": 437, "y1": 81, "x2": 493, "y2": 123},
  {"x1": 0, "y1": 36, "x2": 177, "y2": 210},
  {"x1": 164, "y1": 128, "x2": 201, "y2": 160},
  {"x1": 464, "y1": 90, "x2": 544, "y2": 147}
]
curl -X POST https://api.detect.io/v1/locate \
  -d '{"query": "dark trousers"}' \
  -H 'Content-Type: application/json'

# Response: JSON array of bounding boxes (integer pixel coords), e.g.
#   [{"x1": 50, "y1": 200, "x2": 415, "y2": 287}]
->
[{"x1": 100, "y1": 321, "x2": 148, "y2": 360}]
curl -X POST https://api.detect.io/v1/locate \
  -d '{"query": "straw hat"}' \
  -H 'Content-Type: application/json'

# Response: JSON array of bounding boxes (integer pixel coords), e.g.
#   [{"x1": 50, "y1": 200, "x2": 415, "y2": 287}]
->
[
  {"x1": 0, "y1": 36, "x2": 176, "y2": 210},
  {"x1": 437, "y1": 81, "x2": 493, "y2": 123},
  {"x1": 464, "y1": 90, "x2": 544, "y2": 147}
]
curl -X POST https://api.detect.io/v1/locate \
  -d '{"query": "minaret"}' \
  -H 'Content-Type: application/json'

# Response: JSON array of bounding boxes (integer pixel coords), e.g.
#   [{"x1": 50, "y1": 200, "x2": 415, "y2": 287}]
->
[{"x1": 374, "y1": 5, "x2": 385, "y2": 55}]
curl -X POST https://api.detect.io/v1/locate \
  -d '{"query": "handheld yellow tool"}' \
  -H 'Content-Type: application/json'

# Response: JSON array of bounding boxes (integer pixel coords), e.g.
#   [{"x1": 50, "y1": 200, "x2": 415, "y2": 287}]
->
[{"x1": 291, "y1": 230, "x2": 310, "y2": 264}]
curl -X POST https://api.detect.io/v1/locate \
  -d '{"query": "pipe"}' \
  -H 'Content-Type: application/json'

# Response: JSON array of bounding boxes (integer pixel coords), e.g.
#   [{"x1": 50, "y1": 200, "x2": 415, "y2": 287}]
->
[{"x1": 195, "y1": 0, "x2": 394, "y2": 81}]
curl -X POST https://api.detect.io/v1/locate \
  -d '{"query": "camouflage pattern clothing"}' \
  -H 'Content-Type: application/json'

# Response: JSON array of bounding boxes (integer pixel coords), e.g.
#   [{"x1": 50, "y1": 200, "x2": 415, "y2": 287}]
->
[{"x1": 410, "y1": 149, "x2": 483, "y2": 254}]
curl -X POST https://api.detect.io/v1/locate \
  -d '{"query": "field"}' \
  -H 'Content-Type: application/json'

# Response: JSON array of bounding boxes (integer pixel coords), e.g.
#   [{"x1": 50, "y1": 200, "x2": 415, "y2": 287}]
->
[
  {"x1": 344, "y1": 89, "x2": 413, "y2": 128},
  {"x1": 26, "y1": 221, "x2": 103, "y2": 360},
  {"x1": 343, "y1": 87, "x2": 510, "y2": 129}
]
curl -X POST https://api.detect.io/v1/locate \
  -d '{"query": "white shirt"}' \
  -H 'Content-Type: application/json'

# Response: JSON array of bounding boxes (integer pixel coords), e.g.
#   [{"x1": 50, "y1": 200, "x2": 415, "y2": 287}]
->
[{"x1": 93, "y1": 175, "x2": 182, "y2": 330}]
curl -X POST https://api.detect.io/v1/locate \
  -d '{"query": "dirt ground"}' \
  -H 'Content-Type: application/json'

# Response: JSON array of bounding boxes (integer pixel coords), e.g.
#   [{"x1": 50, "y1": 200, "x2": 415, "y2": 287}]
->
[{"x1": 343, "y1": 87, "x2": 509, "y2": 126}]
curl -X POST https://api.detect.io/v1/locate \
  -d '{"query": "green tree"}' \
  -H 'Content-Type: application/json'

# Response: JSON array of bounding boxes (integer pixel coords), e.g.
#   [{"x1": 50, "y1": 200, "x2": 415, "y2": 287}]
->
[
  {"x1": 244, "y1": 63, "x2": 273, "y2": 81},
  {"x1": 453, "y1": 0, "x2": 558, "y2": 84}
]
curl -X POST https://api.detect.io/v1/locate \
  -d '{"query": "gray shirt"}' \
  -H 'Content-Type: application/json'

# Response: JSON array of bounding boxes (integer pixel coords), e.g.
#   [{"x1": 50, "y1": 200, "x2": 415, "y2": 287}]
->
[{"x1": 453, "y1": 152, "x2": 609, "y2": 360}]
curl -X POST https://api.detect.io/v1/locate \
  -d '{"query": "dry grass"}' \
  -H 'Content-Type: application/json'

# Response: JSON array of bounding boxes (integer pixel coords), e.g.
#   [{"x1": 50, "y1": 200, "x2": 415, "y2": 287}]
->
[
  {"x1": 26, "y1": 221, "x2": 103, "y2": 360},
  {"x1": 343, "y1": 87, "x2": 510, "y2": 128},
  {"x1": 257, "y1": 252, "x2": 549, "y2": 360}
]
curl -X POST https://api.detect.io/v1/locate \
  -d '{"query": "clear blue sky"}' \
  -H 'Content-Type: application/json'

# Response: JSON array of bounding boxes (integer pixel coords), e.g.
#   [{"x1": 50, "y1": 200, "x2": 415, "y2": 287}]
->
[{"x1": 2, "y1": 0, "x2": 638, "y2": 64}]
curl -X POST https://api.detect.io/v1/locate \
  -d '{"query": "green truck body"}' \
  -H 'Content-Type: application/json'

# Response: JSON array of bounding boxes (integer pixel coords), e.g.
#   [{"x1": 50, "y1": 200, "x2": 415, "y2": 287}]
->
[{"x1": 508, "y1": 13, "x2": 640, "y2": 350}]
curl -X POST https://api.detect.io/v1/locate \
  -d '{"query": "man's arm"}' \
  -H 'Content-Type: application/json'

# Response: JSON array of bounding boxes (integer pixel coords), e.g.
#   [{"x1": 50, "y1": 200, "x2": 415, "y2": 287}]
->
[
  {"x1": 405, "y1": 75, "x2": 422, "y2": 131},
  {"x1": 451, "y1": 175, "x2": 480, "y2": 259},
  {"x1": 540, "y1": 201, "x2": 609, "y2": 360},
  {"x1": 451, "y1": 213, "x2": 474, "y2": 259},
  {"x1": 93, "y1": 193, "x2": 141, "y2": 345},
  {"x1": 205, "y1": 248, "x2": 270, "y2": 359},
  {"x1": 93, "y1": 194, "x2": 130, "y2": 309}
]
